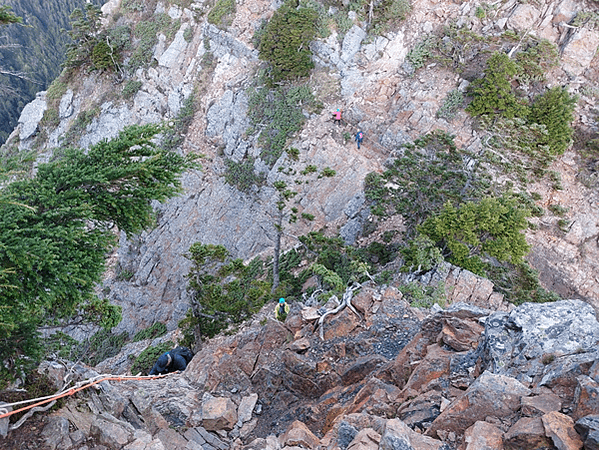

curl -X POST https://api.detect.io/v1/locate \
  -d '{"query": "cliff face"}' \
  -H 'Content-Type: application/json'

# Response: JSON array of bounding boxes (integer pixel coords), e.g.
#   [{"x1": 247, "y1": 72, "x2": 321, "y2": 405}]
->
[{"x1": 4, "y1": 0, "x2": 599, "y2": 348}]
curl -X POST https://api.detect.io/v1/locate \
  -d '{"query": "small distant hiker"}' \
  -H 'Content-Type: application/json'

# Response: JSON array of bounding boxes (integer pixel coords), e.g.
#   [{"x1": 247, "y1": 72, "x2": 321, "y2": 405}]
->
[
  {"x1": 275, "y1": 298, "x2": 290, "y2": 322},
  {"x1": 149, "y1": 346, "x2": 194, "y2": 375},
  {"x1": 332, "y1": 108, "x2": 342, "y2": 125},
  {"x1": 355, "y1": 130, "x2": 364, "y2": 149}
]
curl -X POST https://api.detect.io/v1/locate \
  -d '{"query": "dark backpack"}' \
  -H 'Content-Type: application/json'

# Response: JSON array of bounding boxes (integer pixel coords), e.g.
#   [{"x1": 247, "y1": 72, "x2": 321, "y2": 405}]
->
[{"x1": 170, "y1": 346, "x2": 194, "y2": 364}]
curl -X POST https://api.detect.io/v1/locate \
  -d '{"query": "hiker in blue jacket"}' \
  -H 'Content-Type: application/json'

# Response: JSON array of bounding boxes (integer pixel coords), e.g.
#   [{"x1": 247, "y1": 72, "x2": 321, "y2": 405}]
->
[
  {"x1": 355, "y1": 130, "x2": 364, "y2": 149},
  {"x1": 149, "y1": 346, "x2": 194, "y2": 375}
]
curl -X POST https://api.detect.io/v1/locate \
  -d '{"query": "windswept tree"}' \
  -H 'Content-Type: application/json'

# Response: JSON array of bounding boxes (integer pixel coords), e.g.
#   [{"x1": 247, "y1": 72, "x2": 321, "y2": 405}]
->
[{"x1": 0, "y1": 124, "x2": 198, "y2": 379}]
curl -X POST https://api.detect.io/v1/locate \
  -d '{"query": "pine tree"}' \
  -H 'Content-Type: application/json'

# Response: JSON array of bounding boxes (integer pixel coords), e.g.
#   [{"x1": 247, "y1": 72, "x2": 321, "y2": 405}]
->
[
  {"x1": 528, "y1": 86, "x2": 577, "y2": 156},
  {"x1": 0, "y1": 124, "x2": 197, "y2": 377}
]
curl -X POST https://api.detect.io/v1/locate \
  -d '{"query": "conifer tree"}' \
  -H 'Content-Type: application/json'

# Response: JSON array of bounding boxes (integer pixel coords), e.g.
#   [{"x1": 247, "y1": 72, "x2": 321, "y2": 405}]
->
[{"x1": 0, "y1": 124, "x2": 197, "y2": 375}]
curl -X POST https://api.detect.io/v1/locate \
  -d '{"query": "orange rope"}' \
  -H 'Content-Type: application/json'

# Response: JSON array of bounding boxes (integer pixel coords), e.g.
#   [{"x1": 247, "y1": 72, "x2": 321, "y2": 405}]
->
[{"x1": 0, "y1": 373, "x2": 170, "y2": 419}]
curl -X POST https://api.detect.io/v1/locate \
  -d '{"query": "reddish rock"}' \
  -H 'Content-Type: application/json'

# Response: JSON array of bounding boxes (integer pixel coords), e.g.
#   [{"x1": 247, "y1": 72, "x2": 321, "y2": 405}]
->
[
  {"x1": 437, "y1": 316, "x2": 484, "y2": 352},
  {"x1": 341, "y1": 354, "x2": 388, "y2": 386},
  {"x1": 542, "y1": 411, "x2": 584, "y2": 450},
  {"x1": 352, "y1": 287, "x2": 375, "y2": 316},
  {"x1": 348, "y1": 377, "x2": 401, "y2": 416},
  {"x1": 427, "y1": 371, "x2": 530, "y2": 439},
  {"x1": 464, "y1": 421, "x2": 504, "y2": 449},
  {"x1": 573, "y1": 375, "x2": 599, "y2": 421},
  {"x1": 323, "y1": 308, "x2": 360, "y2": 340},
  {"x1": 504, "y1": 417, "x2": 553, "y2": 449},
  {"x1": 282, "y1": 420, "x2": 320, "y2": 449},
  {"x1": 201, "y1": 395, "x2": 237, "y2": 431},
  {"x1": 401, "y1": 344, "x2": 453, "y2": 396},
  {"x1": 522, "y1": 393, "x2": 563, "y2": 417},
  {"x1": 397, "y1": 390, "x2": 443, "y2": 431},
  {"x1": 381, "y1": 418, "x2": 446, "y2": 450},
  {"x1": 346, "y1": 428, "x2": 381, "y2": 450}
]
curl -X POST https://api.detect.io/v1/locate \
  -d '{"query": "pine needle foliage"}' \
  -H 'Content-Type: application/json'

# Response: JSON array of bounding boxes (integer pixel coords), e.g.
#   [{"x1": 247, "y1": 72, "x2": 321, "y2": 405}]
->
[
  {"x1": 466, "y1": 51, "x2": 529, "y2": 119},
  {"x1": 257, "y1": 0, "x2": 318, "y2": 82},
  {"x1": 528, "y1": 86, "x2": 577, "y2": 157},
  {"x1": 185, "y1": 243, "x2": 271, "y2": 339},
  {"x1": 418, "y1": 195, "x2": 531, "y2": 276},
  {"x1": 0, "y1": 124, "x2": 197, "y2": 378},
  {"x1": 364, "y1": 130, "x2": 490, "y2": 238}
]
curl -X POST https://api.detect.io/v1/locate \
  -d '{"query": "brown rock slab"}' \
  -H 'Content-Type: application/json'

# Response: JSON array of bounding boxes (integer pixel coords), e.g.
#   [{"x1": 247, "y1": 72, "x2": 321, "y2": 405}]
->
[
  {"x1": 348, "y1": 377, "x2": 401, "y2": 417},
  {"x1": 323, "y1": 308, "x2": 360, "y2": 340},
  {"x1": 201, "y1": 395, "x2": 237, "y2": 431},
  {"x1": 341, "y1": 354, "x2": 388, "y2": 386},
  {"x1": 438, "y1": 316, "x2": 484, "y2": 352},
  {"x1": 381, "y1": 418, "x2": 446, "y2": 450},
  {"x1": 573, "y1": 375, "x2": 599, "y2": 421},
  {"x1": 397, "y1": 390, "x2": 443, "y2": 432},
  {"x1": 282, "y1": 420, "x2": 320, "y2": 449},
  {"x1": 288, "y1": 337, "x2": 311, "y2": 353},
  {"x1": 464, "y1": 421, "x2": 504, "y2": 450},
  {"x1": 522, "y1": 393, "x2": 563, "y2": 417},
  {"x1": 347, "y1": 428, "x2": 381, "y2": 450},
  {"x1": 542, "y1": 410, "x2": 584, "y2": 450},
  {"x1": 427, "y1": 371, "x2": 530, "y2": 439},
  {"x1": 504, "y1": 417, "x2": 553, "y2": 450},
  {"x1": 401, "y1": 344, "x2": 452, "y2": 395},
  {"x1": 90, "y1": 415, "x2": 134, "y2": 448}
]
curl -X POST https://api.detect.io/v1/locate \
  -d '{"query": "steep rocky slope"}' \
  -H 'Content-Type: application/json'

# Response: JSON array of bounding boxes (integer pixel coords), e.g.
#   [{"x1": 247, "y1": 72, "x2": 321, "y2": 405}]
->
[
  {"x1": 17, "y1": 288, "x2": 599, "y2": 449},
  {"x1": 1, "y1": 0, "x2": 599, "y2": 447},
  {"x1": 3, "y1": 0, "x2": 598, "y2": 336}
]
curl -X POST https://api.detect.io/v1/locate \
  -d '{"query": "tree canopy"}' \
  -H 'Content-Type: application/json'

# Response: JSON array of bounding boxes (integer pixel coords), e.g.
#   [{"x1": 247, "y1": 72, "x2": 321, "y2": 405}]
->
[{"x1": 0, "y1": 124, "x2": 197, "y2": 376}]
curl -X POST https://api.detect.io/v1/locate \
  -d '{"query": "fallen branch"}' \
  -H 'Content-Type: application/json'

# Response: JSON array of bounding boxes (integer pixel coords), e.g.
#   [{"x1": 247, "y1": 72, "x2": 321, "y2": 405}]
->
[{"x1": 317, "y1": 282, "x2": 362, "y2": 340}]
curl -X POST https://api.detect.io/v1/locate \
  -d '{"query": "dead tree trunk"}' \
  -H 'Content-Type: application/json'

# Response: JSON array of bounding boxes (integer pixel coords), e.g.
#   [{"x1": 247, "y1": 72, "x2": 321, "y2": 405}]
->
[{"x1": 318, "y1": 282, "x2": 362, "y2": 340}]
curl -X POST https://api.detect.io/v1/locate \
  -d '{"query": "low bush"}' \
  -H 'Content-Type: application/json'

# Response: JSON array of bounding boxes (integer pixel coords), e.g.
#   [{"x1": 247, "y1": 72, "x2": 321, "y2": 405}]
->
[
  {"x1": 131, "y1": 342, "x2": 173, "y2": 375},
  {"x1": 257, "y1": 0, "x2": 318, "y2": 82},
  {"x1": 133, "y1": 322, "x2": 168, "y2": 342}
]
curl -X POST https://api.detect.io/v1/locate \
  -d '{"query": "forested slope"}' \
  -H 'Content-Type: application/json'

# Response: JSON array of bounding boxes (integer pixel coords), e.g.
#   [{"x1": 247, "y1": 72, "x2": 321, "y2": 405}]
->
[{"x1": 0, "y1": 0, "x2": 103, "y2": 144}]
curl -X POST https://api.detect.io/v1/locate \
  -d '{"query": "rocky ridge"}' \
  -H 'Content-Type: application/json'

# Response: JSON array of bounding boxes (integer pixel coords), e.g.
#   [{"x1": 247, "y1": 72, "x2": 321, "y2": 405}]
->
[
  {"x1": 29, "y1": 289, "x2": 599, "y2": 449},
  {"x1": 1, "y1": 0, "x2": 599, "y2": 448}
]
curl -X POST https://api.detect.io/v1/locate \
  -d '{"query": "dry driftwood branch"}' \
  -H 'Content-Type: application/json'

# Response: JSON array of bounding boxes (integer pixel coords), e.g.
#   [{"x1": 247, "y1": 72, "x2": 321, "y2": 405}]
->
[{"x1": 318, "y1": 282, "x2": 362, "y2": 340}]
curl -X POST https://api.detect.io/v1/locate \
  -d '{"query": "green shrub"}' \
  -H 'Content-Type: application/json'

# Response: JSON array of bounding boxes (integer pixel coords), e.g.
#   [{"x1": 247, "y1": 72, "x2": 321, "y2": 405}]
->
[
  {"x1": 320, "y1": 167, "x2": 336, "y2": 177},
  {"x1": 436, "y1": 89, "x2": 464, "y2": 120},
  {"x1": 128, "y1": 14, "x2": 172, "y2": 71},
  {"x1": 224, "y1": 157, "x2": 265, "y2": 192},
  {"x1": 183, "y1": 26, "x2": 193, "y2": 42},
  {"x1": 185, "y1": 244, "x2": 271, "y2": 339},
  {"x1": 131, "y1": 342, "x2": 173, "y2": 375},
  {"x1": 401, "y1": 234, "x2": 443, "y2": 273},
  {"x1": 548, "y1": 204, "x2": 568, "y2": 216},
  {"x1": 257, "y1": 1, "x2": 318, "y2": 82},
  {"x1": 247, "y1": 84, "x2": 315, "y2": 167},
  {"x1": 133, "y1": 322, "x2": 168, "y2": 342},
  {"x1": 466, "y1": 51, "x2": 529, "y2": 119},
  {"x1": 487, "y1": 261, "x2": 560, "y2": 305},
  {"x1": 371, "y1": 0, "x2": 411, "y2": 35},
  {"x1": 405, "y1": 36, "x2": 435, "y2": 70},
  {"x1": 207, "y1": 0, "x2": 236, "y2": 27},
  {"x1": 528, "y1": 87, "x2": 577, "y2": 156},
  {"x1": 162, "y1": 92, "x2": 197, "y2": 151},
  {"x1": 92, "y1": 40, "x2": 114, "y2": 71},
  {"x1": 122, "y1": 80, "x2": 143, "y2": 99},
  {"x1": 399, "y1": 281, "x2": 445, "y2": 308},
  {"x1": 419, "y1": 195, "x2": 531, "y2": 276},
  {"x1": 364, "y1": 130, "x2": 490, "y2": 237},
  {"x1": 301, "y1": 165, "x2": 318, "y2": 175},
  {"x1": 46, "y1": 80, "x2": 68, "y2": 101}
]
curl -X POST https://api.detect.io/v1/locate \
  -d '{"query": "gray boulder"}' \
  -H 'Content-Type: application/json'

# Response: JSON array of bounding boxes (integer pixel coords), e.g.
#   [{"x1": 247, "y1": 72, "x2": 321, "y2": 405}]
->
[{"x1": 477, "y1": 300, "x2": 599, "y2": 384}]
